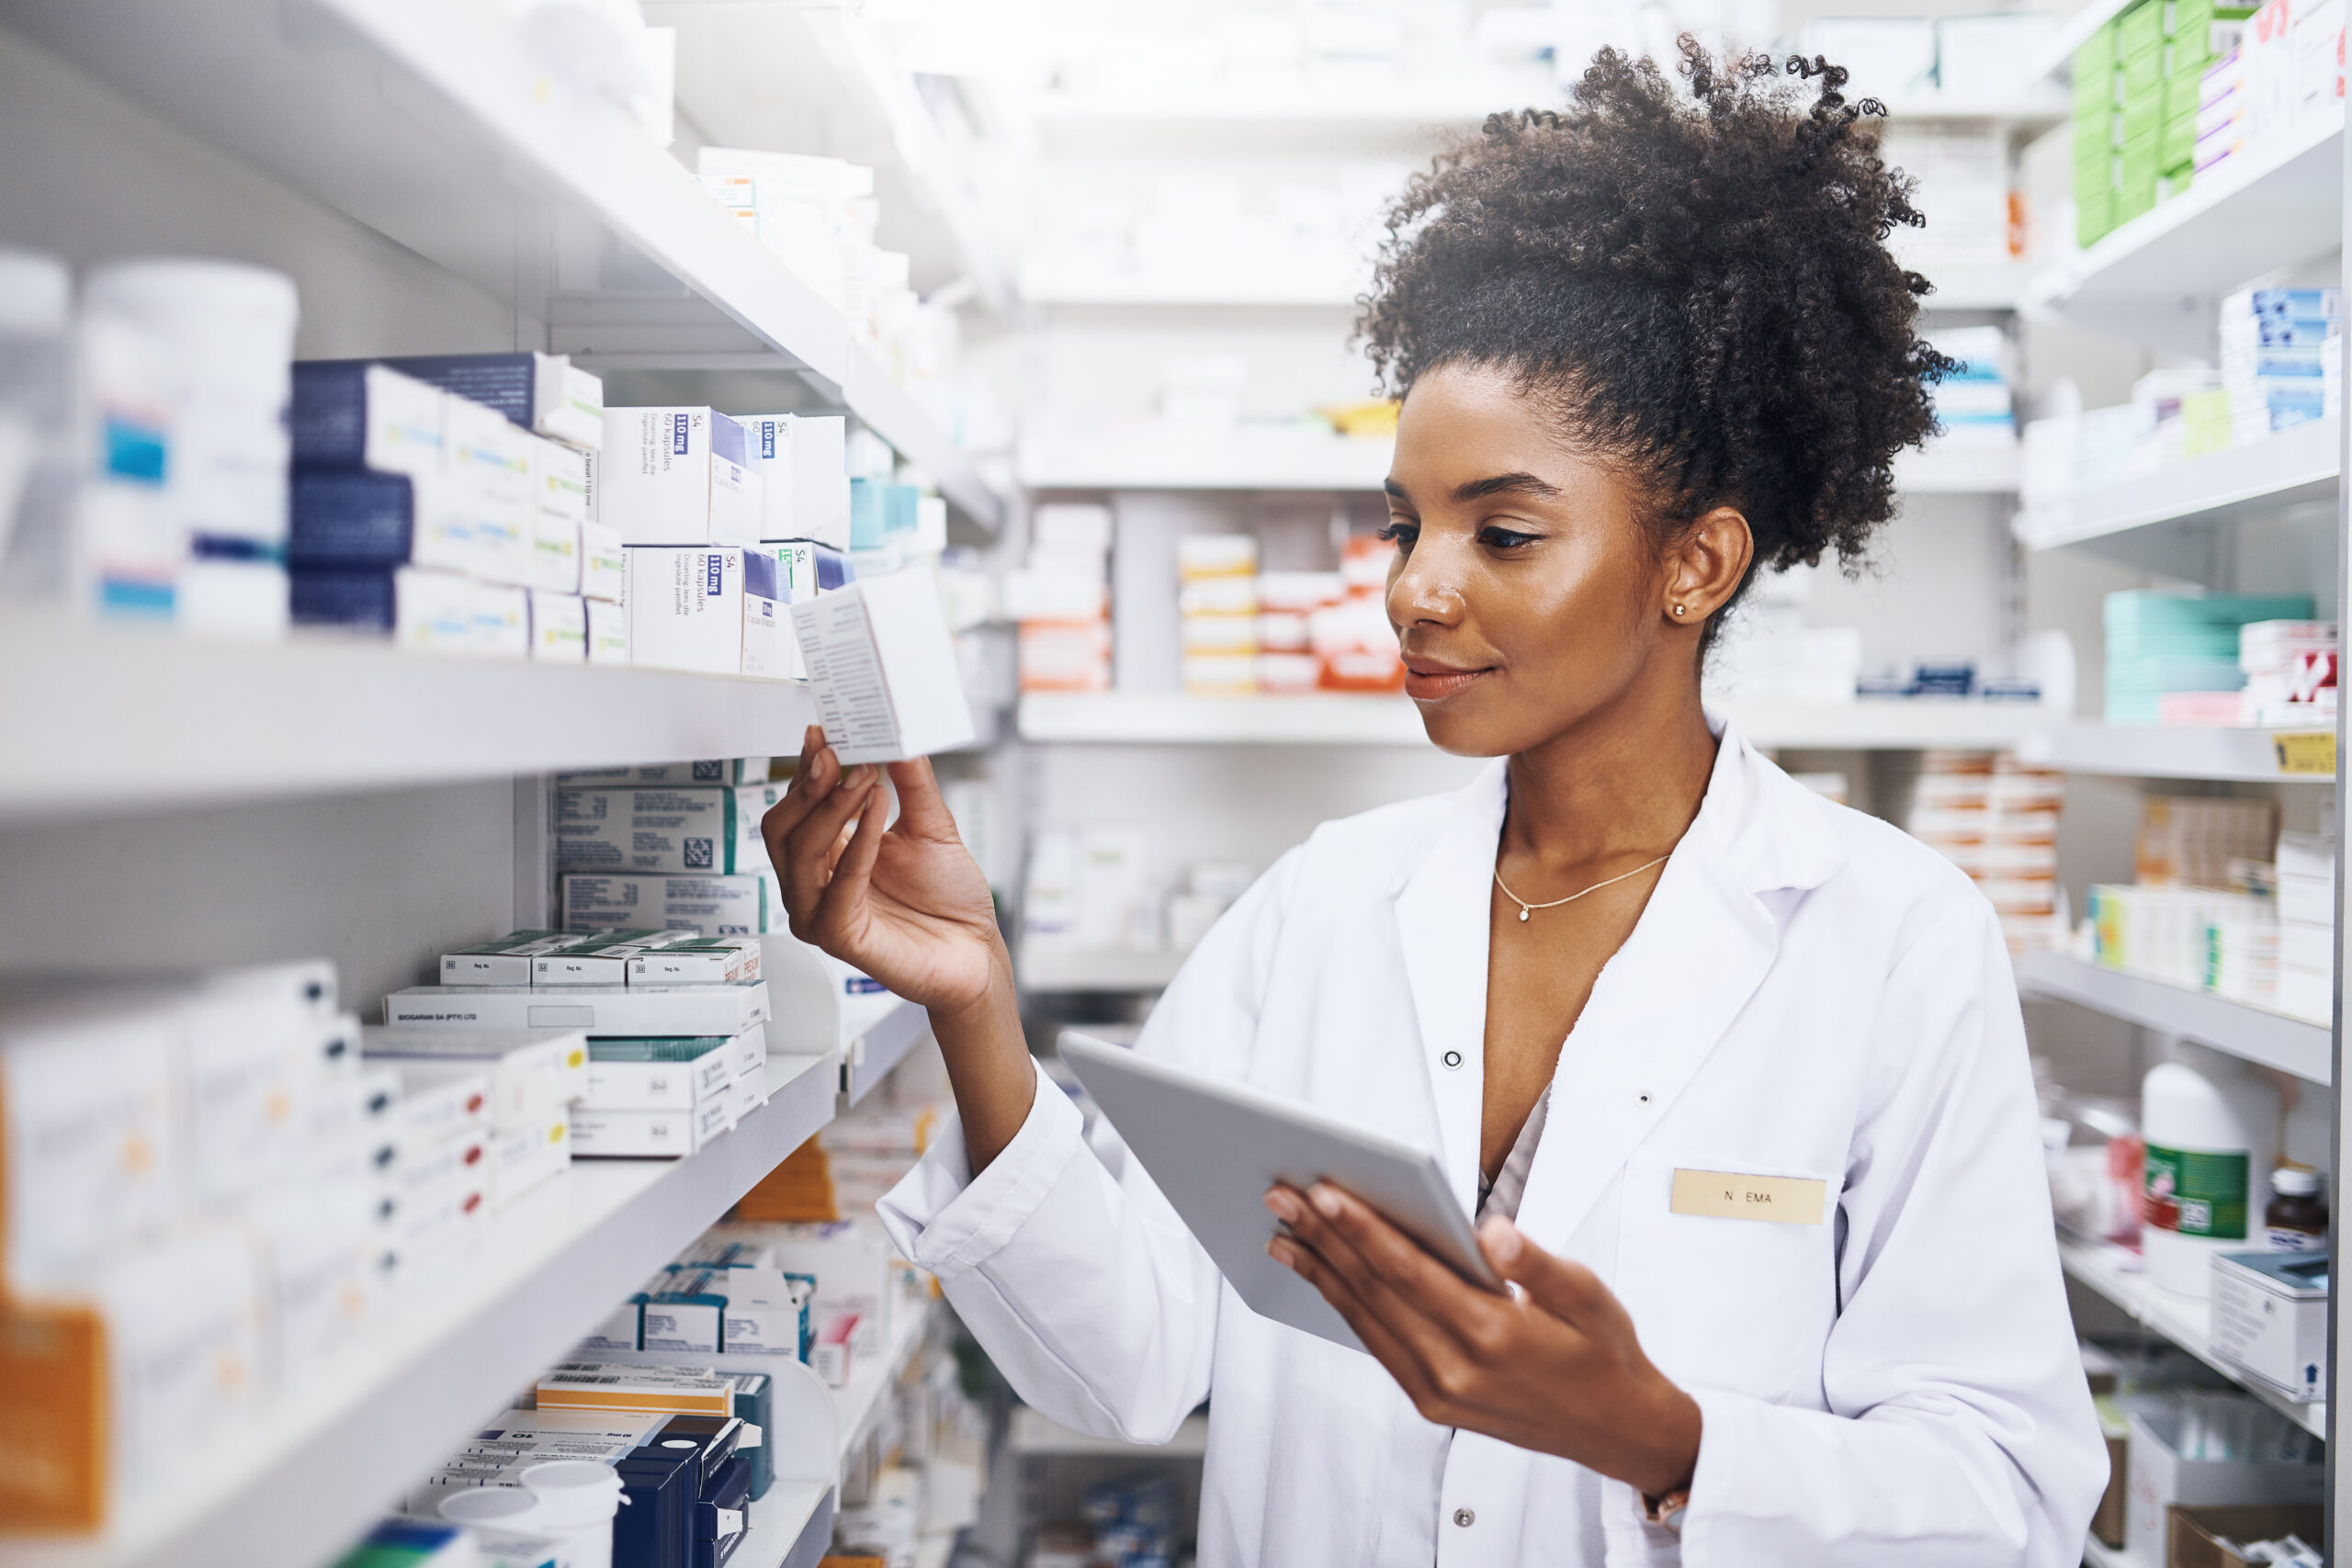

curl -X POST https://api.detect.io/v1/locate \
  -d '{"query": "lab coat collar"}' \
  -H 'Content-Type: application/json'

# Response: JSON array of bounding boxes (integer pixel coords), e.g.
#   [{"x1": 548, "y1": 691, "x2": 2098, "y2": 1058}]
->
[{"x1": 1388, "y1": 716, "x2": 1847, "y2": 1224}]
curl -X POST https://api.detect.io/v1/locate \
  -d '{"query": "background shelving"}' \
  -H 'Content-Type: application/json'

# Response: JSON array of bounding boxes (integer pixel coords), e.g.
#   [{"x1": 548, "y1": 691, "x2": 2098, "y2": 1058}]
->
[
  {"x1": 2013, "y1": 418, "x2": 2339, "y2": 569},
  {"x1": 0, "y1": 1052, "x2": 841, "y2": 1568},
  {"x1": 2018, "y1": 724, "x2": 2336, "y2": 783}
]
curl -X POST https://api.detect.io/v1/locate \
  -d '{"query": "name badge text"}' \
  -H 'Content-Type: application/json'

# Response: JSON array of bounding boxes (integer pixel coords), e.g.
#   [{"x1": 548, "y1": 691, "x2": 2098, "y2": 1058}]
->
[{"x1": 1669, "y1": 1168, "x2": 1826, "y2": 1225}]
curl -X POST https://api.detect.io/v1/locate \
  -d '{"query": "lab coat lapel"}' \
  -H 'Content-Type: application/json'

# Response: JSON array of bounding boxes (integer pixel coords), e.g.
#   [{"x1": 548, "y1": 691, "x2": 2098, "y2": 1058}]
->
[
  {"x1": 1512, "y1": 728, "x2": 1845, "y2": 1254},
  {"x1": 1390, "y1": 760, "x2": 1509, "y2": 1215}
]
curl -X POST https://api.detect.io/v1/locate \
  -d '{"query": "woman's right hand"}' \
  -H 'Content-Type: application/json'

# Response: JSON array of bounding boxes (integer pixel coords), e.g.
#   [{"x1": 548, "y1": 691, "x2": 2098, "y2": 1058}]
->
[{"x1": 762, "y1": 726, "x2": 1010, "y2": 1015}]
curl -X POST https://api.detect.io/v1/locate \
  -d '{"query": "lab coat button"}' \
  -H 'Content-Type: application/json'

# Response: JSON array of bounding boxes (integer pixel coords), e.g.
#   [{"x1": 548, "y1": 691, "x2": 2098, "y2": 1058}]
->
[
  {"x1": 1453, "y1": 1508, "x2": 1476, "y2": 1528},
  {"x1": 1442, "y1": 1050, "x2": 1463, "y2": 1069}
]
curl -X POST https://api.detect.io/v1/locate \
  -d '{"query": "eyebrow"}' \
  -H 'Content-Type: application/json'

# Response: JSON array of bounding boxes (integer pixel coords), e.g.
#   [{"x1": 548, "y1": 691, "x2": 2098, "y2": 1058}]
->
[{"x1": 1383, "y1": 473, "x2": 1564, "y2": 503}]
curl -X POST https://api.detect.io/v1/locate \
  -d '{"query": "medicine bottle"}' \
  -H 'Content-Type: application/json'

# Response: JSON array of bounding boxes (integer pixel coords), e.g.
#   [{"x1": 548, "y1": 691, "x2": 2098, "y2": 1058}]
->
[{"x1": 2264, "y1": 1167, "x2": 2328, "y2": 1252}]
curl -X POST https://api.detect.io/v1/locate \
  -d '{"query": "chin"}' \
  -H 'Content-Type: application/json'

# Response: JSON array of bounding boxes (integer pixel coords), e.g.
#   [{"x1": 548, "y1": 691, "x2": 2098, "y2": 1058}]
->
[{"x1": 1411, "y1": 688, "x2": 1528, "y2": 759}]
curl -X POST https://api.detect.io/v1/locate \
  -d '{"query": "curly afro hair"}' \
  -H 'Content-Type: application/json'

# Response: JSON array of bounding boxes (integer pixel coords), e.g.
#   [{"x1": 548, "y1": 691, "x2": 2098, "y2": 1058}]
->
[{"x1": 1359, "y1": 42, "x2": 1952, "y2": 623}]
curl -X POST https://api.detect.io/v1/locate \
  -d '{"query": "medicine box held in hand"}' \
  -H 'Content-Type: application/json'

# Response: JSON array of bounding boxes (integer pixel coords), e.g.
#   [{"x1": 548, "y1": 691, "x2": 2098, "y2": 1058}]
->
[
  {"x1": 791, "y1": 567, "x2": 977, "y2": 763},
  {"x1": 2211, "y1": 1249, "x2": 2329, "y2": 1401}
]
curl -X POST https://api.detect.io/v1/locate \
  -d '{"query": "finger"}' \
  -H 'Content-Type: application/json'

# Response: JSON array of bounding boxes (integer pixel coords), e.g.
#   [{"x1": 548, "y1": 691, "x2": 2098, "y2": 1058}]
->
[
  {"x1": 1269, "y1": 1232, "x2": 1450, "y2": 1411},
  {"x1": 777, "y1": 765, "x2": 881, "y2": 926},
  {"x1": 1277, "y1": 1185, "x2": 1481, "y2": 1364},
  {"x1": 763, "y1": 737, "x2": 842, "y2": 850},
  {"x1": 884, "y1": 758, "x2": 959, "y2": 840},
  {"x1": 1480, "y1": 1218, "x2": 1616, "y2": 1326},
  {"x1": 812, "y1": 780, "x2": 890, "y2": 937}
]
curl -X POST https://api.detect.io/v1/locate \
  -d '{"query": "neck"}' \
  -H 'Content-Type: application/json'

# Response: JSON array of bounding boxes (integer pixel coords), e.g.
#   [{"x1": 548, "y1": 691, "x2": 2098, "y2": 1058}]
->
[{"x1": 1500, "y1": 664, "x2": 1719, "y2": 872}]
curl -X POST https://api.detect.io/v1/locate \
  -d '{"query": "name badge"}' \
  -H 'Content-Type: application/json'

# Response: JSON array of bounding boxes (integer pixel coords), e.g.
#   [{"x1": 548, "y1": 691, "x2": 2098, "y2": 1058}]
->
[{"x1": 1670, "y1": 1168, "x2": 1826, "y2": 1225}]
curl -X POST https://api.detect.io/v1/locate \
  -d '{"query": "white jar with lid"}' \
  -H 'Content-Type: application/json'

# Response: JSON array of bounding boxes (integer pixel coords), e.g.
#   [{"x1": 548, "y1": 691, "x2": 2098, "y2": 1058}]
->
[{"x1": 2141, "y1": 1058, "x2": 2279, "y2": 1297}]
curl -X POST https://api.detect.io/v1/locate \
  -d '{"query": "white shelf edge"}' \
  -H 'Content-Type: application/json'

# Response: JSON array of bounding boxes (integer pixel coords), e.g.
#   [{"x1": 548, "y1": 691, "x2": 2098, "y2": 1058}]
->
[
  {"x1": 0, "y1": 615, "x2": 825, "y2": 822},
  {"x1": 2057, "y1": 1235, "x2": 2328, "y2": 1439},
  {"x1": 2017, "y1": 723, "x2": 2336, "y2": 783},
  {"x1": 843, "y1": 998, "x2": 933, "y2": 1105},
  {"x1": 2028, "y1": 115, "x2": 2346, "y2": 310},
  {"x1": 739, "y1": 1481, "x2": 836, "y2": 1568},
  {"x1": 835, "y1": 1294, "x2": 935, "y2": 1463},
  {"x1": 1004, "y1": 1406, "x2": 1210, "y2": 1458},
  {"x1": 2015, "y1": 418, "x2": 2341, "y2": 551},
  {"x1": 2015, "y1": 950, "x2": 2334, "y2": 1084},
  {"x1": 0, "y1": 1051, "x2": 842, "y2": 1568}
]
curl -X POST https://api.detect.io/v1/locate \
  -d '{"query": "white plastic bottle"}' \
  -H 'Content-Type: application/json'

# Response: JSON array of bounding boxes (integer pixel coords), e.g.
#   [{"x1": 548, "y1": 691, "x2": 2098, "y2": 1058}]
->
[{"x1": 2141, "y1": 1058, "x2": 2280, "y2": 1297}]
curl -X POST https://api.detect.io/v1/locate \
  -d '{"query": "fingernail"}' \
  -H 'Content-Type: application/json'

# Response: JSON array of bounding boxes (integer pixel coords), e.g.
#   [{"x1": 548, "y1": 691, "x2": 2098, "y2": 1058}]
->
[
  {"x1": 1485, "y1": 1221, "x2": 1522, "y2": 1264},
  {"x1": 1265, "y1": 1190, "x2": 1302, "y2": 1224},
  {"x1": 1309, "y1": 1186, "x2": 1342, "y2": 1219},
  {"x1": 1267, "y1": 1237, "x2": 1298, "y2": 1269}
]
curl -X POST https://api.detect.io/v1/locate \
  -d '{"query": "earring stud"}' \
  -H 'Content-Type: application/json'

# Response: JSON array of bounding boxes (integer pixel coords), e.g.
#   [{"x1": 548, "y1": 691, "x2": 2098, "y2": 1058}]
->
[{"x1": 1671, "y1": 604, "x2": 1687, "y2": 617}]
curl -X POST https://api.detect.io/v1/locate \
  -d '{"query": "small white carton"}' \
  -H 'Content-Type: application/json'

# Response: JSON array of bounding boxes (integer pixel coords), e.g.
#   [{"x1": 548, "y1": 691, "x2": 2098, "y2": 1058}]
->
[
  {"x1": 533, "y1": 512, "x2": 582, "y2": 594},
  {"x1": 383, "y1": 980, "x2": 772, "y2": 1039},
  {"x1": 2211, "y1": 1249, "x2": 2329, "y2": 1401},
  {"x1": 533, "y1": 929, "x2": 682, "y2": 986},
  {"x1": 580, "y1": 521, "x2": 625, "y2": 603},
  {"x1": 2121, "y1": 1394, "x2": 2325, "y2": 1564},
  {"x1": 741, "y1": 548, "x2": 789, "y2": 679},
  {"x1": 791, "y1": 565, "x2": 977, "y2": 762},
  {"x1": 581, "y1": 1034, "x2": 736, "y2": 1111},
  {"x1": 391, "y1": 567, "x2": 476, "y2": 655},
  {"x1": 473, "y1": 581, "x2": 531, "y2": 660},
  {"x1": 486, "y1": 1112, "x2": 571, "y2": 1210},
  {"x1": 560, "y1": 872, "x2": 767, "y2": 938},
  {"x1": 599, "y1": 408, "x2": 761, "y2": 546},
  {"x1": 626, "y1": 545, "x2": 756, "y2": 674},
  {"x1": 587, "y1": 596, "x2": 628, "y2": 665},
  {"x1": 531, "y1": 589, "x2": 586, "y2": 662},
  {"x1": 361, "y1": 1024, "x2": 590, "y2": 1124},
  {"x1": 786, "y1": 414, "x2": 849, "y2": 550},
  {"x1": 627, "y1": 935, "x2": 763, "y2": 986},
  {"x1": 735, "y1": 414, "x2": 797, "y2": 541},
  {"x1": 441, "y1": 931, "x2": 576, "y2": 987},
  {"x1": 569, "y1": 1105, "x2": 704, "y2": 1157},
  {"x1": 556, "y1": 786, "x2": 746, "y2": 874}
]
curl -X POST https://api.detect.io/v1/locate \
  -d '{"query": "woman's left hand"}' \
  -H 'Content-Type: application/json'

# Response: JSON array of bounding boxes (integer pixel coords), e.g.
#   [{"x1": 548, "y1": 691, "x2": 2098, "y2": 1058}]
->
[{"x1": 1265, "y1": 1182, "x2": 1702, "y2": 1497}]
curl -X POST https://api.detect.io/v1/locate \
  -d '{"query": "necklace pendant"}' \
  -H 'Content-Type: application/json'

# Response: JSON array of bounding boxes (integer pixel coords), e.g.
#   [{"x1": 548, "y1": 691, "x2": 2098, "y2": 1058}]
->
[{"x1": 1517, "y1": 907, "x2": 1530, "y2": 922}]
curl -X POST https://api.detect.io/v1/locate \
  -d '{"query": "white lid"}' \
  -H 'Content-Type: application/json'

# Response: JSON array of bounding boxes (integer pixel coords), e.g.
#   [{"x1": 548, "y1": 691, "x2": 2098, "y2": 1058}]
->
[
  {"x1": 438, "y1": 1486, "x2": 543, "y2": 1525},
  {"x1": 521, "y1": 1459, "x2": 624, "y2": 1494},
  {"x1": 0, "y1": 249, "x2": 70, "y2": 335},
  {"x1": 2271, "y1": 1165, "x2": 2326, "y2": 1197}
]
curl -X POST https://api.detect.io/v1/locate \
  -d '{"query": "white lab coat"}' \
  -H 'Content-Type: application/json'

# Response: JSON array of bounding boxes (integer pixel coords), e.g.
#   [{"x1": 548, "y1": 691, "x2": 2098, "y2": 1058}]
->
[{"x1": 878, "y1": 723, "x2": 2107, "y2": 1566}]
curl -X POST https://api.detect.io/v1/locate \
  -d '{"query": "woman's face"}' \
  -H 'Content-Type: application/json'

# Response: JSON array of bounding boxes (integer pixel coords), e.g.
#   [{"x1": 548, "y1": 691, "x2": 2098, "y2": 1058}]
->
[{"x1": 1382, "y1": 362, "x2": 1708, "y2": 758}]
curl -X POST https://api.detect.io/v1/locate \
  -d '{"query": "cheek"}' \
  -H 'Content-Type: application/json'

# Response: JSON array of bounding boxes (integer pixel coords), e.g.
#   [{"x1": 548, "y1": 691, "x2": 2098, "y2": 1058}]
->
[{"x1": 1485, "y1": 547, "x2": 1652, "y2": 674}]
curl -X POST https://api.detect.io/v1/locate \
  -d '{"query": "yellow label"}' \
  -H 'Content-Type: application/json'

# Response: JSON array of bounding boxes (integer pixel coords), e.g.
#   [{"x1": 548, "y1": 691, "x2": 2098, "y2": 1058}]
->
[
  {"x1": 1670, "y1": 1168, "x2": 1827, "y2": 1225},
  {"x1": 2273, "y1": 731, "x2": 2336, "y2": 777}
]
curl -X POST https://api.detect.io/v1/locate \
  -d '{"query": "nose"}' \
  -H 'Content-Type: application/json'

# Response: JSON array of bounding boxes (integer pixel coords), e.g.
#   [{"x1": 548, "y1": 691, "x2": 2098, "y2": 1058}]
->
[{"x1": 1387, "y1": 535, "x2": 1466, "y2": 631}]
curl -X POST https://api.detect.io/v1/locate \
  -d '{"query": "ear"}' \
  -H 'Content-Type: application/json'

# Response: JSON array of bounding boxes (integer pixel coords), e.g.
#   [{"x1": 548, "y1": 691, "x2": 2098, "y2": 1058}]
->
[{"x1": 1660, "y1": 506, "x2": 1754, "y2": 629}]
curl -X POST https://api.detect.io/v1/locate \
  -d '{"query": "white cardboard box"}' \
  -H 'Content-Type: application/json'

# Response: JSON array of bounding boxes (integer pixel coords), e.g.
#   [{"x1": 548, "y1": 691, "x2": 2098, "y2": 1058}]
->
[
  {"x1": 786, "y1": 415, "x2": 849, "y2": 550},
  {"x1": 735, "y1": 414, "x2": 798, "y2": 542},
  {"x1": 473, "y1": 581, "x2": 531, "y2": 660},
  {"x1": 554, "y1": 786, "x2": 746, "y2": 874},
  {"x1": 586, "y1": 596, "x2": 628, "y2": 665},
  {"x1": 533, "y1": 512, "x2": 582, "y2": 594},
  {"x1": 626, "y1": 545, "x2": 755, "y2": 674},
  {"x1": 600, "y1": 408, "x2": 761, "y2": 546},
  {"x1": 740, "y1": 547, "x2": 789, "y2": 679},
  {"x1": 2122, "y1": 1396, "x2": 2325, "y2": 1563},
  {"x1": 580, "y1": 521, "x2": 625, "y2": 603},
  {"x1": 360, "y1": 1024, "x2": 590, "y2": 1124},
  {"x1": 382, "y1": 980, "x2": 771, "y2": 1038},
  {"x1": 531, "y1": 589, "x2": 586, "y2": 662},
  {"x1": 791, "y1": 566, "x2": 977, "y2": 762},
  {"x1": 581, "y1": 1033, "x2": 737, "y2": 1111},
  {"x1": 391, "y1": 567, "x2": 476, "y2": 655},
  {"x1": 2211, "y1": 1249, "x2": 2329, "y2": 1401},
  {"x1": 560, "y1": 872, "x2": 766, "y2": 937},
  {"x1": 570, "y1": 1105, "x2": 703, "y2": 1157}
]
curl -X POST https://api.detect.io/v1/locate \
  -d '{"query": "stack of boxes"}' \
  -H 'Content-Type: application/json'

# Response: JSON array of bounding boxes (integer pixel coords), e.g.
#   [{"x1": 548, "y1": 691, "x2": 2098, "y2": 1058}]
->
[
  {"x1": 2239, "y1": 619, "x2": 2338, "y2": 724},
  {"x1": 1307, "y1": 534, "x2": 1406, "y2": 692},
  {"x1": 553, "y1": 760, "x2": 790, "y2": 936},
  {"x1": 288, "y1": 353, "x2": 616, "y2": 660},
  {"x1": 1258, "y1": 570, "x2": 1343, "y2": 693},
  {"x1": 2221, "y1": 288, "x2": 2343, "y2": 444},
  {"x1": 386, "y1": 940, "x2": 773, "y2": 1160},
  {"x1": 2274, "y1": 830, "x2": 2335, "y2": 1022},
  {"x1": 1927, "y1": 326, "x2": 2015, "y2": 446},
  {"x1": 358, "y1": 1024, "x2": 585, "y2": 1224},
  {"x1": 1009, "y1": 504, "x2": 1114, "y2": 693},
  {"x1": 1178, "y1": 535, "x2": 1261, "y2": 694},
  {"x1": 2104, "y1": 591, "x2": 2314, "y2": 726}
]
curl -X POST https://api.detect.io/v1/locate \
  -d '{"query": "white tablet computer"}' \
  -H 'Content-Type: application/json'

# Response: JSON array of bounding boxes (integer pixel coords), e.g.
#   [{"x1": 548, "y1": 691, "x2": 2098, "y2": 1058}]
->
[{"x1": 1057, "y1": 1031, "x2": 1505, "y2": 1356}]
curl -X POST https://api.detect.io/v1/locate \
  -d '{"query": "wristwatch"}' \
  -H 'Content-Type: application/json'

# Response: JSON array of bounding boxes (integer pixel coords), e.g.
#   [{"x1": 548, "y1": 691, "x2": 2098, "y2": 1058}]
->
[{"x1": 1642, "y1": 1486, "x2": 1691, "y2": 1536}]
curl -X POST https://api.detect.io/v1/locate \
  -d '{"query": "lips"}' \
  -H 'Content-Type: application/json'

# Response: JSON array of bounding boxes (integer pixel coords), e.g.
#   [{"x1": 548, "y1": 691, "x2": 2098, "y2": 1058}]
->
[{"x1": 1402, "y1": 655, "x2": 1494, "y2": 703}]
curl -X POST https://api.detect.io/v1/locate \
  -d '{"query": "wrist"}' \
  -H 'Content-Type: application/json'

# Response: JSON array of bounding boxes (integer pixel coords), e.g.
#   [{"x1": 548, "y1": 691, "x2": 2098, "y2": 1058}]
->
[{"x1": 1625, "y1": 1377, "x2": 1702, "y2": 1498}]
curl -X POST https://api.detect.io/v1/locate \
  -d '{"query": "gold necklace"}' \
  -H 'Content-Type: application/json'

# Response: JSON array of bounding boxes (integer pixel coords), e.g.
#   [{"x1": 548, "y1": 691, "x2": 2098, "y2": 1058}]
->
[{"x1": 1493, "y1": 852, "x2": 1671, "y2": 922}]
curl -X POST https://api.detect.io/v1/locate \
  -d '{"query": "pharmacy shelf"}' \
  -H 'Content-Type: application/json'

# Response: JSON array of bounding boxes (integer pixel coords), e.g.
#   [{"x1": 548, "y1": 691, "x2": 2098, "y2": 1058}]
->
[
  {"x1": 1021, "y1": 947, "x2": 1191, "y2": 994},
  {"x1": 2030, "y1": 0, "x2": 2136, "y2": 82},
  {"x1": 836, "y1": 1294, "x2": 936, "y2": 1463},
  {"x1": 2027, "y1": 116, "x2": 2345, "y2": 352},
  {"x1": 1021, "y1": 432, "x2": 2017, "y2": 493},
  {"x1": 1005, "y1": 1407, "x2": 1211, "y2": 1459},
  {"x1": 1018, "y1": 269, "x2": 1371, "y2": 309},
  {"x1": 0, "y1": 1051, "x2": 840, "y2": 1568},
  {"x1": 2014, "y1": 950, "x2": 2333, "y2": 1084},
  {"x1": 2014, "y1": 418, "x2": 2340, "y2": 564},
  {"x1": 0, "y1": 0, "x2": 1005, "y2": 532},
  {"x1": 2018, "y1": 723, "x2": 2336, "y2": 783},
  {"x1": 0, "y1": 615, "x2": 823, "y2": 821},
  {"x1": 741, "y1": 1482, "x2": 837, "y2": 1568},
  {"x1": 842, "y1": 996, "x2": 933, "y2": 1105},
  {"x1": 2057, "y1": 1235, "x2": 2328, "y2": 1439},
  {"x1": 1018, "y1": 692, "x2": 2060, "y2": 750}
]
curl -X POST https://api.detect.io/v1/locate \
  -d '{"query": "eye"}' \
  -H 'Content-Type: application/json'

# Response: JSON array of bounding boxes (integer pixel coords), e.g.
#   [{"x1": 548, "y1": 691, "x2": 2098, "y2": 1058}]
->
[
  {"x1": 1377, "y1": 520, "x2": 1419, "y2": 550},
  {"x1": 1477, "y1": 525, "x2": 1541, "y2": 551}
]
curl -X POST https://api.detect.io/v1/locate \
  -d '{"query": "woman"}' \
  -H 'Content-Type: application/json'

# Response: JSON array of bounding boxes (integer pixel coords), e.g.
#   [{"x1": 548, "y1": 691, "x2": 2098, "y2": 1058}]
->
[{"x1": 766, "y1": 45, "x2": 2105, "y2": 1566}]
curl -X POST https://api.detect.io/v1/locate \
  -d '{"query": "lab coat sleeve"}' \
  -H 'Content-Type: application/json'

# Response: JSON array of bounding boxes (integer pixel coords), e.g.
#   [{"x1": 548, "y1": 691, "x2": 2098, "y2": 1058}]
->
[
  {"x1": 874, "y1": 850, "x2": 1303, "y2": 1446},
  {"x1": 1674, "y1": 898, "x2": 2107, "y2": 1567}
]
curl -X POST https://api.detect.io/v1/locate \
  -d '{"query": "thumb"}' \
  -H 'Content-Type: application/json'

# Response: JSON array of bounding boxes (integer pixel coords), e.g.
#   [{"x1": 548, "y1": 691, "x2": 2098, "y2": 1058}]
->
[
  {"x1": 1479, "y1": 1218, "x2": 1614, "y2": 1324},
  {"x1": 884, "y1": 757, "x2": 959, "y2": 840}
]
